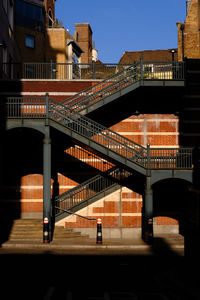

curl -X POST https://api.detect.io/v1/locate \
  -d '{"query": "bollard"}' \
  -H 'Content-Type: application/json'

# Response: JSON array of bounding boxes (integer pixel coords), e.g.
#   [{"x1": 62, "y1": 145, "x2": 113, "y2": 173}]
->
[
  {"x1": 43, "y1": 217, "x2": 50, "y2": 243},
  {"x1": 96, "y1": 218, "x2": 103, "y2": 244}
]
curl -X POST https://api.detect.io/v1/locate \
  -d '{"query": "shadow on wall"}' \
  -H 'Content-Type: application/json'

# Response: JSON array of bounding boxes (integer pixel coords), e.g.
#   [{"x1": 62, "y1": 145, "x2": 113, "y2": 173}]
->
[
  {"x1": 0, "y1": 127, "x2": 43, "y2": 245},
  {"x1": 153, "y1": 178, "x2": 192, "y2": 236}
]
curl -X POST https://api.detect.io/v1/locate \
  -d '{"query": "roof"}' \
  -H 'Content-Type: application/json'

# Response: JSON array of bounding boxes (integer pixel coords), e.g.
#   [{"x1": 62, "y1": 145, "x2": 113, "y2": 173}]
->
[{"x1": 119, "y1": 49, "x2": 178, "y2": 64}]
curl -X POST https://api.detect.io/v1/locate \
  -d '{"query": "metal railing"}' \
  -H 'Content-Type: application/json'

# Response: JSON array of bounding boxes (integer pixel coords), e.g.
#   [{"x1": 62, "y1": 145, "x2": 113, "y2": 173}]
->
[
  {"x1": 149, "y1": 148, "x2": 193, "y2": 169},
  {"x1": 1, "y1": 61, "x2": 185, "y2": 81},
  {"x1": 1, "y1": 62, "x2": 133, "y2": 80},
  {"x1": 62, "y1": 61, "x2": 185, "y2": 112},
  {"x1": 55, "y1": 167, "x2": 130, "y2": 218},
  {"x1": 6, "y1": 96, "x2": 193, "y2": 170},
  {"x1": 62, "y1": 64, "x2": 137, "y2": 110}
]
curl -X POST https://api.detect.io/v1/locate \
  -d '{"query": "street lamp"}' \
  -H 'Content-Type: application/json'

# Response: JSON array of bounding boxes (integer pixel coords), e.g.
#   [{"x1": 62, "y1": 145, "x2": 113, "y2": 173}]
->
[{"x1": 170, "y1": 49, "x2": 177, "y2": 61}]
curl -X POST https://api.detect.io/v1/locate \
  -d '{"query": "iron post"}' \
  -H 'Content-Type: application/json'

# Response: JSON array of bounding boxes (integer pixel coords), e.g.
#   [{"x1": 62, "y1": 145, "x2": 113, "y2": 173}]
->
[
  {"x1": 43, "y1": 126, "x2": 51, "y2": 243},
  {"x1": 142, "y1": 176, "x2": 153, "y2": 244},
  {"x1": 45, "y1": 93, "x2": 49, "y2": 121},
  {"x1": 92, "y1": 60, "x2": 95, "y2": 79},
  {"x1": 140, "y1": 58, "x2": 143, "y2": 80}
]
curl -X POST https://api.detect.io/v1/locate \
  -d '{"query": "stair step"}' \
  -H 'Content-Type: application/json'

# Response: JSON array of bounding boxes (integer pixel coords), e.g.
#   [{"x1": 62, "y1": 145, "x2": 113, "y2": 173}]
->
[{"x1": 2, "y1": 219, "x2": 89, "y2": 244}]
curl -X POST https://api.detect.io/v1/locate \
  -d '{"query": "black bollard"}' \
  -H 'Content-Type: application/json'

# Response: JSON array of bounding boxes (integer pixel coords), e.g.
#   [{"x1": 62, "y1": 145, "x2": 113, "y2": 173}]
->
[
  {"x1": 43, "y1": 217, "x2": 50, "y2": 243},
  {"x1": 96, "y1": 218, "x2": 103, "y2": 244}
]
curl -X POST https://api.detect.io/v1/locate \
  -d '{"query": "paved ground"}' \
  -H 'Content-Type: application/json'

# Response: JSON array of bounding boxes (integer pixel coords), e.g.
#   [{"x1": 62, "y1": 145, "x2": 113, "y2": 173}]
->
[
  {"x1": 1, "y1": 233, "x2": 185, "y2": 255},
  {"x1": 1, "y1": 234, "x2": 200, "y2": 299}
]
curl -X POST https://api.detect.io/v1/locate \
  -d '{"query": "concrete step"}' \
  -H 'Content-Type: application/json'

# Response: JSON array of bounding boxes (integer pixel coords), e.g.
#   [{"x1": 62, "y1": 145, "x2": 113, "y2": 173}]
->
[{"x1": 2, "y1": 219, "x2": 89, "y2": 244}]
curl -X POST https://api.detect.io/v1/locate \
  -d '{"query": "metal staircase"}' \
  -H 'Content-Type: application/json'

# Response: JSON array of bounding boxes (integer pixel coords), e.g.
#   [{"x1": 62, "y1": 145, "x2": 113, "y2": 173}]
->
[
  {"x1": 5, "y1": 61, "x2": 193, "y2": 242},
  {"x1": 6, "y1": 96, "x2": 193, "y2": 174},
  {"x1": 55, "y1": 166, "x2": 131, "y2": 222},
  {"x1": 7, "y1": 96, "x2": 192, "y2": 177},
  {"x1": 62, "y1": 61, "x2": 185, "y2": 116}
]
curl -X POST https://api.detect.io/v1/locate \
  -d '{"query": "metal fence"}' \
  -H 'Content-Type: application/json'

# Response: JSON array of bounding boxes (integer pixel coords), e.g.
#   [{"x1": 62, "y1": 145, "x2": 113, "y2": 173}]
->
[
  {"x1": 1, "y1": 61, "x2": 185, "y2": 81},
  {"x1": 6, "y1": 96, "x2": 193, "y2": 170},
  {"x1": 1, "y1": 62, "x2": 133, "y2": 80},
  {"x1": 149, "y1": 148, "x2": 193, "y2": 169},
  {"x1": 62, "y1": 61, "x2": 185, "y2": 111}
]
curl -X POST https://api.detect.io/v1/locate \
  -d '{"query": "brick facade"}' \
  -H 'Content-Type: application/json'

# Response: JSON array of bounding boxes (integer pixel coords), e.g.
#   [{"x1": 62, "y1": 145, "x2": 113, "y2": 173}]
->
[
  {"x1": 75, "y1": 24, "x2": 93, "y2": 64},
  {"x1": 177, "y1": 0, "x2": 200, "y2": 60},
  {"x1": 1, "y1": 80, "x2": 181, "y2": 230}
]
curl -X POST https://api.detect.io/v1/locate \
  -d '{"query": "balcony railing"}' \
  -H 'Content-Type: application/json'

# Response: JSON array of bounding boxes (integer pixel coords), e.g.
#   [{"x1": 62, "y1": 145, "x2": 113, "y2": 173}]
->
[{"x1": 0, "y1": 61, "x2": 185, "y2": 81}]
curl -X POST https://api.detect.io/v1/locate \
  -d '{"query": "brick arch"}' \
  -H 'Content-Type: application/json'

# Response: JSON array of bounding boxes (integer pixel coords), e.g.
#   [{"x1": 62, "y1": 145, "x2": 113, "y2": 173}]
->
[{"x1": 152, "y1": 178, "x2": 192, "y2": 230}]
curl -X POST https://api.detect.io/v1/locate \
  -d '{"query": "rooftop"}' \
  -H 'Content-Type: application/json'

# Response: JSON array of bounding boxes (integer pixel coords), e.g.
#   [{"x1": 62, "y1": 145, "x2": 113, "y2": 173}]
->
[{"x1": 119, "y1": 49, "x2": 178, "y2": 64}]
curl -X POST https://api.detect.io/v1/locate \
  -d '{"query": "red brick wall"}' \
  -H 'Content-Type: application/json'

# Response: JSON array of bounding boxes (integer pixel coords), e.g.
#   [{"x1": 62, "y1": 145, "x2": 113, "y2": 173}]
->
[{"x1": 3, "y1": 79, "x2": 181, "y2": 228}]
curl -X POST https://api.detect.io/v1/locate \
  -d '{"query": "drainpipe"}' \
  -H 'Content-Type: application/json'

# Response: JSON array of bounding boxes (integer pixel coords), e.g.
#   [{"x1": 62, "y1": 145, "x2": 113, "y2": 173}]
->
[{"x1": 180, "y1": 24, "x2": 185, "y2": 61}]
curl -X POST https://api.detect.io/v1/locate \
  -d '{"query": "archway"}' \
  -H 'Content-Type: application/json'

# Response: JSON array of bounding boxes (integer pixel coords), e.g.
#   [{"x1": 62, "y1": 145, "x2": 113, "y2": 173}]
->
[{"x1": 152, "y1": 178, "x2": 192, "y2": 236}]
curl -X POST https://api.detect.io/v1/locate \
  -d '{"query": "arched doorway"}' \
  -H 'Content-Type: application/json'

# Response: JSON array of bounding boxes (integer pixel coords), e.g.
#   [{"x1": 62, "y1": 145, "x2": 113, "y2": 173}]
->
[{"x1": 153, "y1": 178, "x2": 192, "y2": 236}]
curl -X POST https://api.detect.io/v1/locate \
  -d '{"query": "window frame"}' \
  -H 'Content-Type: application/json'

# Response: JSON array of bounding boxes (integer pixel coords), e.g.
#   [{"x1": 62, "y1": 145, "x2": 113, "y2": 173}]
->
[{"x1": 25, "y1": 34, "x2": 35, "y2": 49}]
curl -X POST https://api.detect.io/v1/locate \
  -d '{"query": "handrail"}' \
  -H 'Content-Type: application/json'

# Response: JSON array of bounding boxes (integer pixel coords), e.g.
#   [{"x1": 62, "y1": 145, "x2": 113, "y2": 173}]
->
[
  {"x1": 61, "y1": 61, "x2": 185, "y2": 114},
  {"x1": 62, "y1": 64, "x2": 137, "y2": 109},
  {"x1": 49, "y1": 97, "x2": 147, "y2": 167},
  {"x1": 1, "y1": 62, "x2": 134, "y2": 80},
  {"x1": 54, "y1": 166, "x2": 130, "y2": 219},
  {"x1": 6, "y1": 95, "x2": 193, "y2": 170}
]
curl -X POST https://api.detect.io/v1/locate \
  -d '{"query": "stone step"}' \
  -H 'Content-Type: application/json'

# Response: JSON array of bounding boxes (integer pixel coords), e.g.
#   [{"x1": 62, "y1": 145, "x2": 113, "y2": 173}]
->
[{"x1": 3, "y1": 219, "x2": 89, "y2": 243}]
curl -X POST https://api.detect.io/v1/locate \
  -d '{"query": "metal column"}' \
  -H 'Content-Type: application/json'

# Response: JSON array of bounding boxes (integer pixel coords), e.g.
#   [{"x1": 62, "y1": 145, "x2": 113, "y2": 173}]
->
[
  {"x1": 43, "y1": 126, "x2": 51, "y2": 243},
  {"x1": 142, "y1": 176, "x2": 153, "y2": 244}
]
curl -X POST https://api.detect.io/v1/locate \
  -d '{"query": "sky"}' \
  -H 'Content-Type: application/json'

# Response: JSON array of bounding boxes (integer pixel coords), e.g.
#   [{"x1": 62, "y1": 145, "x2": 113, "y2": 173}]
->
[{"x1": 55, "y1": 0, "x2": 187, "y2": 63}]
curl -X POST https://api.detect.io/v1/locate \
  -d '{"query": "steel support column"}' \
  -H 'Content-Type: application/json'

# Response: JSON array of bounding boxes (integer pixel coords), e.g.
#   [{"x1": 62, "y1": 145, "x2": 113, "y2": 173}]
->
[
  {"x1": 43, "y1": 126, "x2": 51, "y2": 243},
  {"x1": 142, "y1": 176, "x2": 153, "y2": 244}
]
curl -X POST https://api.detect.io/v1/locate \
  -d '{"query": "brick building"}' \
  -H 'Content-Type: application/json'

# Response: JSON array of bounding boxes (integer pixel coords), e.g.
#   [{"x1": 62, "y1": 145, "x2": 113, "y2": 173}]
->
[
  {"x1": 14, "y1": 0, "x2": 97, "y2": 66},
  {"x1": 0, "y1": 0, "x2": 20, "y2": 77},
  {"x1": 0, "y1": 1, "x2": 198, "y2": 244},
  {"x1": 119, "y1": 49, "x2": 178, "y2": 64},
  {"x1": 177, "y1": 0, "x2": 200, "y2": 60}
]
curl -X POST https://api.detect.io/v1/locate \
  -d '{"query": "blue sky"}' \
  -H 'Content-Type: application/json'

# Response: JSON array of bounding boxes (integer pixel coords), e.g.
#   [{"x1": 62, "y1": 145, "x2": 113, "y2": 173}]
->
[{"x1": 55, "y1": 0, "x2": 187, "y2": 63}]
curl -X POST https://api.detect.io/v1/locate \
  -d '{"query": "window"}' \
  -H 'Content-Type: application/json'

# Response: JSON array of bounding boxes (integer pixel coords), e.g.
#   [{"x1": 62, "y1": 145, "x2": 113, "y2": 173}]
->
[
  {"x1": 25, "y1": 35, "x2": 35, "y2": 48},
  {"x1": 15, "y1": 0, "x2": 43, "y2": 32}
]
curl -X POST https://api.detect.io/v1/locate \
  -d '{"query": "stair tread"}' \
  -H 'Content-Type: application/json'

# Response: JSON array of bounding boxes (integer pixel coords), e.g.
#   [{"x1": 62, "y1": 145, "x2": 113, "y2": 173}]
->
[{"x1": 3, "y1": 219, "x2": 88, "y2": 243}]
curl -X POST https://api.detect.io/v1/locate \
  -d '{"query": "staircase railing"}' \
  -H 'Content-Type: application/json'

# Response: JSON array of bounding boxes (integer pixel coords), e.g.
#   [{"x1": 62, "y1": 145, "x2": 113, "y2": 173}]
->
[
  {"x1": 62, "y1": 64, "x2": 137, "y2": 111},
  {"x1": 49, "y1": 98, "x2": 148, "y2": 167},
  {"x1": 62, "y1": 61, "x2": 185, "y2": 113},
  {"x1": 55, "y1": 167, "x2": 130, "y2": 218},
  {"x1": 6, "y1": 96, "x2": 193, "y2": 170}
]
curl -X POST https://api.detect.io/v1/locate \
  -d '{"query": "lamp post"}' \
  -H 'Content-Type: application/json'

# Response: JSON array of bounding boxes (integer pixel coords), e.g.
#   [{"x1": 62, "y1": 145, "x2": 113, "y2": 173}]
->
[{"x1": 170, "y1": 49, "x2": 177, "y2": 62}]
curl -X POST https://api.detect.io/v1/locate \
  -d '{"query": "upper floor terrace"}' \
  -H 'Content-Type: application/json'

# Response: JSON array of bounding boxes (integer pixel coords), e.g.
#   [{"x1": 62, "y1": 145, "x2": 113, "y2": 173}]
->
[{"x1": 0, "y1": 60, "x2": 185, "y2": 82}]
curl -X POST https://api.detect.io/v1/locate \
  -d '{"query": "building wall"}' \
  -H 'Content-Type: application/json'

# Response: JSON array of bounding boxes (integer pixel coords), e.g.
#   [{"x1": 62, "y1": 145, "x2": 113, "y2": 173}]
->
[
  {"x1": 177, "y1": 0, "x2": 200, "y2": 60},
  {"x1": 15, "y1": 26, "x2": 45, "y2": 62},
  {"x1": 75, "y1": 23, "x2": 93, "y2": 64},
  {"x1": 56, "y1": 114, "x2": 179, "y2": 230},
  {"x1": 2, "y1": 80, "x2": 181, "y2": 230},
  {"x1": 46, "y1": 28, "x2": 67, "y2": 63},
  {"x1": 0, "y1": 0, "x2": 19, "y2": 68}
]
